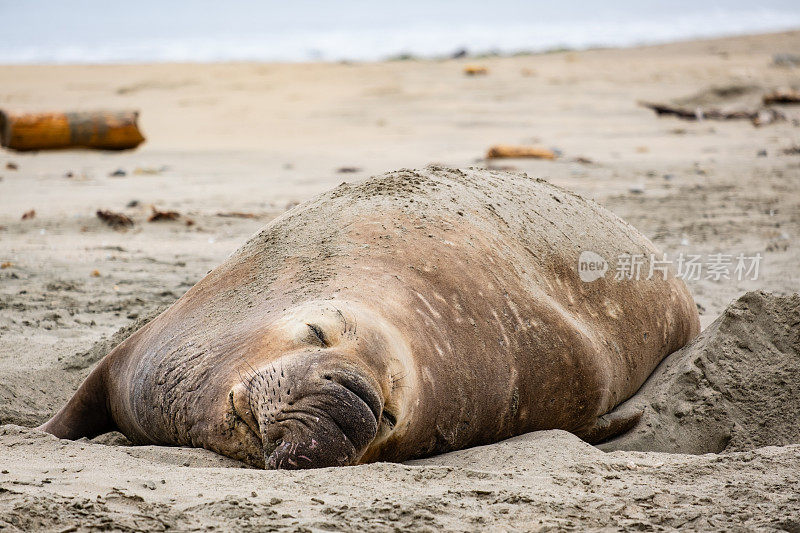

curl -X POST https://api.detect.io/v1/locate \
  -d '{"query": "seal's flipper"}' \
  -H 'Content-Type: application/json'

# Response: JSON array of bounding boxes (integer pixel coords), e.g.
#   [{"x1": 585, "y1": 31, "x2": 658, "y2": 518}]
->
[
  {"x1": 573, "y1": 407, "x2": 643, "y2": 444},
  {"x1": 37, "y1": 364, "x2": 115, "y2": 440}
]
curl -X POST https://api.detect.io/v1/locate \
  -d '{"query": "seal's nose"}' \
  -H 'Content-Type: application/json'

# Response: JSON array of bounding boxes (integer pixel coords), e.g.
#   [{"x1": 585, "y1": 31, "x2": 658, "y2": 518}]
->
[
  {"x1": 253, "y1": 354, "x2": 382, "y2": 469},
  {"x1": 322, "y1": 369, "x2": 383, "y2": 426}
]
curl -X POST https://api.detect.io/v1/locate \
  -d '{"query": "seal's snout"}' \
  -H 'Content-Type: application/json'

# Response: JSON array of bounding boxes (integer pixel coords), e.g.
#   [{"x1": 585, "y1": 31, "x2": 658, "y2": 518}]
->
[
  {"x1": 323, "y1": 369, "x2": 383, "y2": 423},
  {"x1": 252, "y1": 354, "x2": 382, "y2": 470}
]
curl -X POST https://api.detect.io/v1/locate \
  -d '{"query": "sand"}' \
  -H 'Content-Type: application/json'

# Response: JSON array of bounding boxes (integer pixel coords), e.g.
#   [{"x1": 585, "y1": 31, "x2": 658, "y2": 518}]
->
[
  {"x1": 601, "y1": 291, "x2": 800, "y2": 455},
  {"x1": 1, "y1": 30, "x2": 799, "y2": 531}
]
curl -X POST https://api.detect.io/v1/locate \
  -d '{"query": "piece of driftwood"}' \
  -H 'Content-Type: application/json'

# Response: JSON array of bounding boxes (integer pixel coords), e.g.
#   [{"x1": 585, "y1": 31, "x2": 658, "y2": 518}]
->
[
  {"x1": 763, "y1": 90, "x2": 800, "y2": 105},
  {"x1": 486, "y1": 145, "x2": 556, "y2": 160},
  {"x1": 772, "y1": 53, "x2": 800, "y2": 68},
  {"x1": 638, "y1": 101, "x2": 754, "y2": 120},
  {"x1": 216, "y1": 211, "x2": 259, "y2": 219},
  {"x1": 752, "y1": 108, "x2": 787, "y2": 127},
  {"x1": 783, "y1": 146, "x2": 800, "y2": 155},
  {"x1": 96, "y1": 210, "x2": 134, "y2": 229},
  {"x1": 148, "y1": 207, "x2": 180, "y2": 222},
  {"x1": 0, "y1": 110, "x2": 145, "y2": 151},
  {"x1": 638, "y1": 101, "x2": 786, "y2": 127},
  {"x1": 464, "y1": 65, "x2": 488, "y2": 76},
  {"x1": 336, "y1": 166, "x2": 362, "y2": 173}
]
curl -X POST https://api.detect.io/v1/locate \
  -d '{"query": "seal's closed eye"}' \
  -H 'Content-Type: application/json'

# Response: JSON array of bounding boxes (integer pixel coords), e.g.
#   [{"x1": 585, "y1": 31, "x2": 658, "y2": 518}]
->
[
  {"x1": 306, "y1": 323, "x2": 329, "y2": 347},
  {"x1": 382, "y1": 410, "x2": 397, "y2": 429}
]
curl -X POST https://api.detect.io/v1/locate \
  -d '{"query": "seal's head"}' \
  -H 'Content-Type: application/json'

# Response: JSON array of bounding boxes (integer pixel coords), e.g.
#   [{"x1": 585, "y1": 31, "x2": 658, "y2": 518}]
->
[{"x1": 228, "y1": 301, "x2": 415, "y2": 469}]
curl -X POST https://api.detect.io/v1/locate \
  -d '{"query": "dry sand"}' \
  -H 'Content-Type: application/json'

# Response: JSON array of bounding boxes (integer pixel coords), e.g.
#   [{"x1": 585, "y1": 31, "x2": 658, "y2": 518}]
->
[{"x1": 1, "y1": 31, "x2": 799, "y2": 531}]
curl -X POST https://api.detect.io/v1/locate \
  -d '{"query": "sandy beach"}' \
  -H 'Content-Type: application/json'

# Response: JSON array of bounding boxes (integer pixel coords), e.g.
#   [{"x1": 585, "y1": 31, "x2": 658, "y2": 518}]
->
[{"x1": 1, "y1": 30, "x2": 799, "y2": 531}]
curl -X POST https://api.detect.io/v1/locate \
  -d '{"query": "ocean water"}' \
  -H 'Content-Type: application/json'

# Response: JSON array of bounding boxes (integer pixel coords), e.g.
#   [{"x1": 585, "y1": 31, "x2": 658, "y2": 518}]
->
[{"x1": 1, "y1": 0, "x2": 799, "y2": 64}]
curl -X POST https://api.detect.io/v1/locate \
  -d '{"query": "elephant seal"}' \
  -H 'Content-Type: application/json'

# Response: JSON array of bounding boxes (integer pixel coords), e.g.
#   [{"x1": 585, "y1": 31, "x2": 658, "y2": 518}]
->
[{"x1": 40, "y1": 167, "x2": 700, "y2": 469}]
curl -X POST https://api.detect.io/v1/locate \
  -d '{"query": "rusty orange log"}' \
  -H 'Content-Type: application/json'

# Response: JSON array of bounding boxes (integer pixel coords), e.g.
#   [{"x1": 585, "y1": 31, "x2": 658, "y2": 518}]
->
[
  {"x1": 0, "y1": 110, "x2": 145, "y2": 151},
  {"x1": 463, "y1": 65, "x2": 488, "y2": 76},
  {"x1": 485, "y1": 145, "x2": 557, "y2": 160}
]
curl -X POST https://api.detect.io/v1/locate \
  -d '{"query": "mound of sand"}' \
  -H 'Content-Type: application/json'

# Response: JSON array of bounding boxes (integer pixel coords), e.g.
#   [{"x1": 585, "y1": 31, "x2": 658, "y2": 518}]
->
[
  {"x1": 601, "y1": 290, "x2": 800, "y2": 454},
  {"x1": 0, "y1": 306, "x2": 164, "y2": 428}
]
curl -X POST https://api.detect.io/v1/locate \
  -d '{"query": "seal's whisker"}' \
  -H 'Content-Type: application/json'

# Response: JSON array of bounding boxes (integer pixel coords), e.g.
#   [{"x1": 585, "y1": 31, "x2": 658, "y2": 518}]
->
[
  {"x1": 334, "y1": 307, "x2": 348, "y2": 334},
  {"x1": 390, "y1": 370, "x2": 408, "y2": 389},
  {"x1": 243, "y1": 359, "x2": 261, "y2": 384},
  {"x1": 236, "y1": 365, "x2": 253, "y2": 390},
  {"x1": 236, "y1": 357, "x2": 257, "y2": 385},
  {"x1": 235, "y1": 367, "x2": 249, "y2": 387}
]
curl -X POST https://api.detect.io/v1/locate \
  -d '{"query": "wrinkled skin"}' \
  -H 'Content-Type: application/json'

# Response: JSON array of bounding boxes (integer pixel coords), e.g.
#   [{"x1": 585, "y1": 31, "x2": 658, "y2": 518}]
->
[{"x1": 40, "y1": 167, "x2": 700, "y2": 469}]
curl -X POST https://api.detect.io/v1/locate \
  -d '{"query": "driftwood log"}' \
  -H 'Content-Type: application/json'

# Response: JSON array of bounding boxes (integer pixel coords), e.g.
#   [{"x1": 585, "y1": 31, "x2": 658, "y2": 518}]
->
[
  {"x1": 763, "y1": 90, "x2": 800, "y2": 105},
  {"x1": 485, "y1": 145, "x2": 556, "y2": 160},
  {"x1": 638, "y1": 101, "x2": 786, "y2": 127},
  {"x1": 0, "y1": 110, "x2": 145, "y2": 151},
  {"x1": 638, "y1": 101, "x2": 753, "y2": 120},
  {"x1": 463, "y1": 65, "x2": 488, "y2": 76}
]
